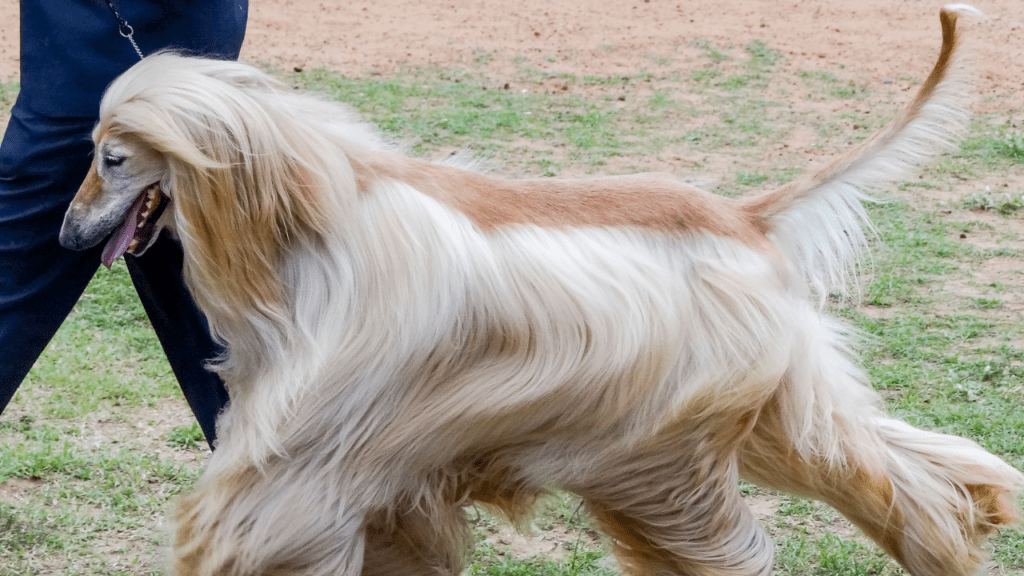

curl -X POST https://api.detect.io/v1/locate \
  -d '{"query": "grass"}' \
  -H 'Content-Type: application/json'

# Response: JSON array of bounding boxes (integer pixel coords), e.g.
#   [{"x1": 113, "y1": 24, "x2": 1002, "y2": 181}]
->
[
  {"x1": 18, "y1": 264, "x2": 179, "y2": 420},
  {"x1": 775, "y1": 534, "x2": 897, "y2": 576},
  {"x1": 293, "y1": 67, "x2": 646, "y2": 166},
  {"x1": 0, "y1": 81, "x2": 16, "y2": 105},
  {"x1": 798, "y1": 69, "x2": 870, "y2": 100},
  {"x1": 745, "y1": 40, "x2": 782, "y2": 70},
  {"x1": 736, "y1": 170, "x2": 769, "y2": 187},
  {"x1": 0, "y1": 439, "x2": 199, "y2": 575},
  {"x1": 470, "y1": 546, "x2": 616, "y2": 576},
  {"x1": 687, "y1": 38, "x2": 781, "y2": 95},
  {"x1": 692, "y1": 39, "x2": 731, "y2": 63},
  {"x1": 3, "y1": 39, "x2": 1024, "y2": 574},
  {"x1": 0, "y1": 80, "x2": 18, "y2": 132},
  {"x1": 961, "y1": 126, "x2": 1024, "y2": 166},
  {"x1": 962, "y1": 189, "x2": 1024, "y2": 215},
  {"x1": 166, "y1": 423, "x2": 205, "y2": 450}
]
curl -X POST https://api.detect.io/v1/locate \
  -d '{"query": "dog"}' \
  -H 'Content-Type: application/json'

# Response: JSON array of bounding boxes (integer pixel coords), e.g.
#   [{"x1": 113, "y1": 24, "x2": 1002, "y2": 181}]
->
[{"x1": 60, "y1": 5, "x2": 1021, "y2": 576}]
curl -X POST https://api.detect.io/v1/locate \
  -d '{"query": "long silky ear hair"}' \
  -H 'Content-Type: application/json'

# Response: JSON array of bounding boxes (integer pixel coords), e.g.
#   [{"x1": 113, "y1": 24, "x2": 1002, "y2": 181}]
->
[{"x1": 97, "y1": 54, "x2": 350, "y2": 361}]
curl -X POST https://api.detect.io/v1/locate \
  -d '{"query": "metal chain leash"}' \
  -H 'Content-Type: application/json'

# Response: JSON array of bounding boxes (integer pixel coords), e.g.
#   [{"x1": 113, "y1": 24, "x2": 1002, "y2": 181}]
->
[{"x1": 101, "y1": 0, "x2": 145, "y2": 60}]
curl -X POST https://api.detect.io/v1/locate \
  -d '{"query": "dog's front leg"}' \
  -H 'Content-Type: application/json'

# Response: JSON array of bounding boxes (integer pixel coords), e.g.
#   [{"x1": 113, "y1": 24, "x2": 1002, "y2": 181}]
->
[{"x1": 171, "y1": 459, "x2": 372, "y2": 576}]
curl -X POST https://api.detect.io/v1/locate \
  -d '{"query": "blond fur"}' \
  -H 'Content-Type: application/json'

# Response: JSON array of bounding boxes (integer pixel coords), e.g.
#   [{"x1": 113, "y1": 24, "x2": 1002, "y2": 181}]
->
[{"x1": 61, "y1": 5, "x2": 1020, "y2": 576}]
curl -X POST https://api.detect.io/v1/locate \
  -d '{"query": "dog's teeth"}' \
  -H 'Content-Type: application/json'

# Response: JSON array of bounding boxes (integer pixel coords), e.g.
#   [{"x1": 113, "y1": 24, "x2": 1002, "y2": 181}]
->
[
  {"x1": 147, "y1": 187, "x2": 159, "y2": 201},
  {"x1": 128, "y1": 239, "x2": 138, "y2": 252},
  {"x1": 137, "y1": 219, "x2": 146, "y2": 229}
]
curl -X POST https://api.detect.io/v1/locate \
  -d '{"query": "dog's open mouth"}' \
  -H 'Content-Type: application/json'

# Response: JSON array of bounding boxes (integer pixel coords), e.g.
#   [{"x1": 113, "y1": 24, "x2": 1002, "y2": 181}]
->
[{"x1": 100, "y1": 182, "x2": 170, "y2": 268}]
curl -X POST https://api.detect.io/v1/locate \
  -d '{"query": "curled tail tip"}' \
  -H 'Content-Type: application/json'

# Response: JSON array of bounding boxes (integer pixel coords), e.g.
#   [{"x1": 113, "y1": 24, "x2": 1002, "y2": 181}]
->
[
  {"x1": 941, "y1": 4, "x2": 986, "y2": 19},
  {"x1": 739, "y1": 5, "x2": 978, "y2": 302},
  {"x1": 938, "y1": 5, "x2": 986, "y2": 50}
]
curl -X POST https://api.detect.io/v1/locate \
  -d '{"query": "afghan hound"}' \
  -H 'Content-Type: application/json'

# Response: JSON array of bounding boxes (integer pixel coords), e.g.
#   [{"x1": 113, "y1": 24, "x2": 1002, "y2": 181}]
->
[{"x1": 60, "y1": 5, "x2": 1021, "y2": 576}]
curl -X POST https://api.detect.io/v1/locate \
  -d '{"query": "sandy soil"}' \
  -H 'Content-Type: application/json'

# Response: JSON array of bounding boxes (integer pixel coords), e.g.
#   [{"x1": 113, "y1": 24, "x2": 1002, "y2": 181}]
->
[{"x1": 0, "y1": 1, "x2": 1021, "y2": 112}]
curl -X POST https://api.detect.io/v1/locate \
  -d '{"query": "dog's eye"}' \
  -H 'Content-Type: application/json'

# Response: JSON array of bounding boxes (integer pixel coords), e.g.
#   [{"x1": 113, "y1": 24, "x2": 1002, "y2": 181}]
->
[{"x1": 103, "y1": 155, "x2": 126, "y2": 168}]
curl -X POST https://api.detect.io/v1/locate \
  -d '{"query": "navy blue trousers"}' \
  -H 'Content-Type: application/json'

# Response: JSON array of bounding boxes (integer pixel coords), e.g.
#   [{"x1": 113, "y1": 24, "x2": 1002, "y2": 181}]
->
[{"x1": 0, "y1": 0, "x2": 248, "y2": 446}]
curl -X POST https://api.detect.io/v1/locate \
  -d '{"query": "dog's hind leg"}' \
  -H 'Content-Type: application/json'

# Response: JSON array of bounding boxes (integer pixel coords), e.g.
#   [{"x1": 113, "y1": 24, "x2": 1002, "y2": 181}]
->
[
  {"x1": 578, "y1": 408, "x2": 774, "y2": 576},
  {"x1": 739, "y1": 380, "x2": 1023, "y2": 576}
]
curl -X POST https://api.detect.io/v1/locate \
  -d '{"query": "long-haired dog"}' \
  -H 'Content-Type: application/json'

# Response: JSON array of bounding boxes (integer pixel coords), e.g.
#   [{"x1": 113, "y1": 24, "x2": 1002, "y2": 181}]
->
[{"x1": 60, "y1": 6, "x2": 1021, "y2": 576}]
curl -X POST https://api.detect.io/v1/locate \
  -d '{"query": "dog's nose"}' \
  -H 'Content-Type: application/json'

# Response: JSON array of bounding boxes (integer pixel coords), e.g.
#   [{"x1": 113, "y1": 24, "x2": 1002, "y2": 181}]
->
[
  {"x1": 59, "y1": 212, "x2": 87, "y2": 251},
  {"x1": 59, "y1": 227, "x2": 83, "y2": 250}
]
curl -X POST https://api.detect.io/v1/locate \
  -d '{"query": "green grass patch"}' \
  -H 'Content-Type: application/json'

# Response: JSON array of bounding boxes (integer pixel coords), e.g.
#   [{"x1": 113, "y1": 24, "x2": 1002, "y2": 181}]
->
[
  {"x1": 0, "y1": 433, "x2": 201, "y2": 575},
  {"x1": 687, "y1": 40, "x2": 778, "y2": 94},
  {"x1": 167, "y1": 422, "x2": 205, "y2": 449},
  {"x1": 645, "y1": 91, "x2": 674, "y2": 110},
  {"x1": 470, "y1": 546, "x2": 614, "y2": 576},
  {"x1": 799, "y1": 70, "x2": 839, "y2": 83},
  {"x1": 19, "y1": 264, "x2": 177, "y2": 419},
  {"x1": 962, "y1": 189, "x2": 1024, "y2": 215},
  {"x1": 798, "y1": 70, "x2": 869, "y2": 100},
  {"x1": 776, "y1": 534, "x2": 897, "y2": 576},
  {"x1": 720, "y1": 74, "x2": 756, "y2": 91},
  {"x1": 293, "y1": 68, "x2": 649, "y2": 164},
  {"x1": 736, "y1": 171, "x2": 769, "y2": 187},
  {"x1": 0, "y1": 81, "x2": 18, "y2": 117},
  {"x1": 472, "y1": 48, "x2": 496, "y2": 66},
  {"x1": 692, "y1": 39, "x2": 731, "y2": 63},
  {"x1": 862, "y1": 200, "x2": 964, "y2": 307},
  {"x1": 958, "y1": 121, "x2": 1024, "y2": 166},
  {"x1": 745, "y1": 40, "x2": 782, "y2": 70},
  {"x1": 690, "y1": 69, "x2": 720, "y2": 84}
]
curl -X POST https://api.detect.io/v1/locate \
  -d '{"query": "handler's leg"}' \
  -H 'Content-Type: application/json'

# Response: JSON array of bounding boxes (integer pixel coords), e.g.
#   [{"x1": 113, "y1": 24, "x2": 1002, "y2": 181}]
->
[
  {"x1": 116, "y1": 0, "x2": 249, "y2": 445},
  {"x1": 0, "y1": 0, "x2": 248, "y2": 447},
  {"x1": 0, "y1": 112, "x2": 100, "y2": 409},
  {"x1": 0, "y1": 105, "x2": 229, "y2": 444},
  {"x1": 126, "y1": 241, "x2": 229, "y2": 444}
]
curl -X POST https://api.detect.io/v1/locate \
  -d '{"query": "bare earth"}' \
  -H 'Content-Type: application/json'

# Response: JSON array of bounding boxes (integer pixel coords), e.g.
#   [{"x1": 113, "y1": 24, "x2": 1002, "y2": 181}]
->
[{"x1": 0, "y1": 1, "x2": 1021, "y2": 114}]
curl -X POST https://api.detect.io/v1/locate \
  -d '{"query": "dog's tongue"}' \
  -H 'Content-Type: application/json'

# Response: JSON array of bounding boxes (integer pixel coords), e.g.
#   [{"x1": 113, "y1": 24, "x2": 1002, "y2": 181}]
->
[{"x1": 101, "y1": 191, "x2": 147, "y2": 269}]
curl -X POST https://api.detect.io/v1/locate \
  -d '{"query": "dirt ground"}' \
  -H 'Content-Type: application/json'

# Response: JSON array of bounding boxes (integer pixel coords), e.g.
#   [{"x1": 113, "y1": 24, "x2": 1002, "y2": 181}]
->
[{"x1": 0, "y1": 1, "x2": 1022, "y2": 114}]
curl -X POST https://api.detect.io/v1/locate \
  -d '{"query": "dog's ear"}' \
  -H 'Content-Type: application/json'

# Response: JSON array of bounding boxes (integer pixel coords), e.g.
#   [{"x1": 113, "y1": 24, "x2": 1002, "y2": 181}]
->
[{"x1": 165, "y1": 103, "x2": 331, "y2": 327}]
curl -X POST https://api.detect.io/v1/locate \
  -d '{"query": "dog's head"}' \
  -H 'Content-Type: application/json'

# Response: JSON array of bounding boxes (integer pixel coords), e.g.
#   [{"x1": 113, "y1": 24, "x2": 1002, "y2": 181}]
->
[
  {"x1": 59, "y1": 131, "x2": 171, "y2": 267},
  {"x1": 59, "y1": 53, "x2": 346, "y2": 320}
]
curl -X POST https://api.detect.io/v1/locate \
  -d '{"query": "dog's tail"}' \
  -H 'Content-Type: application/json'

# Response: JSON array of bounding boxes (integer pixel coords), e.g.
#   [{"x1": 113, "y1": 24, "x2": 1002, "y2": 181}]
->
[{"x1": 741, "y1": 5, "x2": 979, "y2": 300}]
